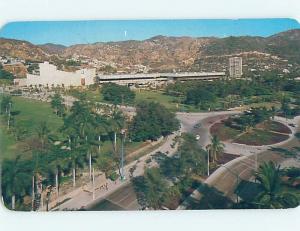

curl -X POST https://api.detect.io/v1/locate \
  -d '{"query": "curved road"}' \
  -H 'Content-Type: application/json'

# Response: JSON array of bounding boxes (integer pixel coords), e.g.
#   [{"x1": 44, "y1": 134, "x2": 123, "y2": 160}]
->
[{"x1": 178, "y1": 114, "x2": 300, "y2": 209}]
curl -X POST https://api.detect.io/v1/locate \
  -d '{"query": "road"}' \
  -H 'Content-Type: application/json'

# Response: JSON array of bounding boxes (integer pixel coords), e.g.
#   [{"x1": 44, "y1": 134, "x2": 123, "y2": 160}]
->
[
  {"x1": 177, "y1": 111, "x2": 240, "y2": 147},
  {"x1": 178, "y1": 115, "x2": 300, "y2": 209}
]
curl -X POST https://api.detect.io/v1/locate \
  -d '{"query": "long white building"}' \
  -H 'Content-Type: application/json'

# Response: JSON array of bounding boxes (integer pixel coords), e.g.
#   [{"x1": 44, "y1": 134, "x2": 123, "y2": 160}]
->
[
  {"x1": 14, "y1": 62, "x2": 96, "y2": 87},
  {"x1": 98, "y1": 72, "x2": 226, "y2": 86}
]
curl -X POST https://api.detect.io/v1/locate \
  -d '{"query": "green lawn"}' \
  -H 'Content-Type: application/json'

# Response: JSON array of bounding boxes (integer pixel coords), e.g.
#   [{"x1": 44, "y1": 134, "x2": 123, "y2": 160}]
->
[
  {"x1": 0, "y1": 96, "x2": 63, "y2": 160},
  {"x1": 10, "y1": 97, "x2": 63, "y2": 135},
  {"x1": 134, "y1": 89, "x2": 180, "y2": 111}
]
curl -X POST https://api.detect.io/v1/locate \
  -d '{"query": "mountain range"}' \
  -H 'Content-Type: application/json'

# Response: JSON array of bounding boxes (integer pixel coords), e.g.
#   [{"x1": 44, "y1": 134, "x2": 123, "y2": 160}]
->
[{"x1": 1, "y1": 29, "x2": 300, "y2": 73}]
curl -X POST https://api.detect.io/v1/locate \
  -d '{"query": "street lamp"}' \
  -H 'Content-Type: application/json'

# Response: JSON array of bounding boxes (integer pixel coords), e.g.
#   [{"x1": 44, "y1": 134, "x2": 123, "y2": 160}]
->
[
  {"x1": 205, "y1": 146, "x2": 210, "y2": 177},
  {"x1": 120, "y1": 129, "x2": 126, "y2": 180}
]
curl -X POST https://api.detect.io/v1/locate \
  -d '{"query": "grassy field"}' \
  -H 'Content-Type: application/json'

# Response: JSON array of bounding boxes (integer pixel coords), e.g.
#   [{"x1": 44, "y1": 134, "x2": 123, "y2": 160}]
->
[
  {"x1": 134, "y1": 89, "x2": 180, "y2": 110},
  {"x1": 71, "y1": 88, "x2": 203, "y2": 112},
  {"x1": 0, "y1": 96, "x2": 63, "y2": 160}
]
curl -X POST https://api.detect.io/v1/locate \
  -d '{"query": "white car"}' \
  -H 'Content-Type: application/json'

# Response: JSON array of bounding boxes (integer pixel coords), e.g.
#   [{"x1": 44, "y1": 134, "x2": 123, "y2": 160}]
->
[{"x1": 195, "y1": 135, "x2": 201, "y2": 140}]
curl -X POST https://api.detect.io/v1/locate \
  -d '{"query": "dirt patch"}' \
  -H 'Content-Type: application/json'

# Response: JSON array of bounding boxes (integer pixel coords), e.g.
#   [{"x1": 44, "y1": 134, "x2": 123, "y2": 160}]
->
[
  {"x1": 256, "y1": 121, "x2": 292, "y2": 134},
  {"x1": 234, "y1": 129, "x2": 289, "y2": 146},
  {"x1": 217, "y1": 153, "x2": 240, "y2": 165},
  {"x1": 210, "y1": 122, "x2": 241, "y2": 141}
]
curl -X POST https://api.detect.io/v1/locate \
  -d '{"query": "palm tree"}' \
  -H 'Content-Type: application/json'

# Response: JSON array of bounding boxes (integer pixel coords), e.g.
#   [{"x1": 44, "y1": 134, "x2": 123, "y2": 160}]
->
[
  {"x1": 108, "y1": 108, "x2": 125, "y2": 153},
  {"x1": 1, "y1": 156, "x2": 29, "y2": 210},
  {"x1": 66, "y1": 100, "x2": 93, "y2": 139},
  {"x1": 68, "y1": 136, "x2": 85, "y2": 187},
  {"x1": 94, "y1": 114, "x2": 108, "y2": 156},
  {"x1": 36, "y1": 121, "x2": 50, "y2": 150},
  {"x1": 83, "y1": 135, "x2": 99, "y2": 180},
  {"x1": 254, "y1": 162, "x2": 298, "y2": 208},
  {"x1": 50, "y1": 92, "x2": 65, "y2": 116},
  {"x1": 0, "y1": 95, "x2": 12, "y2": 115},
  {"x1": 1, "y1": 96, "x2": 13, "y2": 129},
  {"x1": 206, "y1": 135, "x2": 224, "y2": 163}
]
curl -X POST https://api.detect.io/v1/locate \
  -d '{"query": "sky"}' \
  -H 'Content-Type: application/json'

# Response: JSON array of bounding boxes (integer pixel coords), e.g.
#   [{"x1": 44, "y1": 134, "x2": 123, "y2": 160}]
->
[{"x1": 0, "y1": 19, "x2": 299, "y2": 46}]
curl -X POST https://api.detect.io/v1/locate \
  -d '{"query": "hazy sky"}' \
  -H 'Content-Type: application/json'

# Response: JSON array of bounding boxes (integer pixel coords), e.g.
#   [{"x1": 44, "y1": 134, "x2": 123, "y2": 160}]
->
[{"x1": 0, "y1": 19, "x2": 299, "y2": 46}]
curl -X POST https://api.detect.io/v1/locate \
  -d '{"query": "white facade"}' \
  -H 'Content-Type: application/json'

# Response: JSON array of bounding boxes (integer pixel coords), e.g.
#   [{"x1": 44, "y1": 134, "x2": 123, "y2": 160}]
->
[
  {"x1": 229, "y1": 57, "x2": 243, "y2": 78},
  {"x1": 14, "y1": 62, "x2": 96, "y2": 87}
]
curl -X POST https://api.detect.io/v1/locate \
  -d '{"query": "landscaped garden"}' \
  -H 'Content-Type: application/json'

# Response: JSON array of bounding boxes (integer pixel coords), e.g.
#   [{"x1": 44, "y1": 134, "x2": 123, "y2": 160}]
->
[{"x1": 210, "y1": 108, "x2": 292, "y2": 146}]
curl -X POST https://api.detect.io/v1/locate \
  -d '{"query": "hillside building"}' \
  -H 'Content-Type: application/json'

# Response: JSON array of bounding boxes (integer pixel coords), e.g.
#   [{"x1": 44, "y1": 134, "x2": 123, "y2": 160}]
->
[{"x1": 229, "y1": 57, "x2": 243, "y2": 78}]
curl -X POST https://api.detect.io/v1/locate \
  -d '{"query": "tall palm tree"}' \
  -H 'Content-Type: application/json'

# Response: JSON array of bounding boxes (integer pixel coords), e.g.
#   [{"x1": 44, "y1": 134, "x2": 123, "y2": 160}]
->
[
  {"x1": 206, "y1": 135, "x2": 224, "y2": 163},
  {"x1": 94, "y1": 114, "x2": 108, "y2": 156},
  {"x1": 107, "y1": 107, "x2": 124, "y2": 152},
  {"x1": 83, "y1": 134, "x2": 99, "y2": 180},
  {"x1": 68, "y1": 136, "x2": 85, "y2": 187},
  {"x1": 50, "y1": 92, "x2": 65, "y2": 116},
  {"x1": 1, "y1": 156, "x2": 28, "y2": 210},
  {"x1": 66, "y1": 100, "x2": 93, "y2": 139},
  {"x1": 36, "y1": 121, "x2": 50, "y2": 150},
  {"x1": 0, "y1": 95, "x2": 12, "y2": 115},
  {"x1": 254, "y1": 161, "x2": 298, "y2": 208}
]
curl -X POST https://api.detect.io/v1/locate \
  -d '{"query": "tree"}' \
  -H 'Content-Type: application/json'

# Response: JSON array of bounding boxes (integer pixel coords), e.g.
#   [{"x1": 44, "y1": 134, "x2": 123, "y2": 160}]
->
[
  {"x1": 129, "y1": 101, "x2": 179, "y2": 141},
  {"x1": 206, "y1": 135, "x2": 224, "y2": 163},
  {"x1": 83, "y1": 134, "x2": 99, "y2": 180},
  {"x1": 281, "y1": 97, "x2": 291, "y2": 119},
  {"x1": 1, "y1": 156, "x2": 31, "y2": 210},
  {"x1": 0, "y1": 65, "x2": 14, "y2": 84},
  {"x1": 143, "y1": 168, "x2": 167, "y2": 209},
  {"x1": 101, "y1": 83, "x2": 135, "y2": 105},
  {"x1": 185, "y1": 88, "x2": 217, "y2": 109},
  {"x1": 68, "y1": 136, "x2": 85, "y2": 187},
  {"x1": 0, "y1": 95, "x2": 12, "y2": 114},
  {"x1": 36, "y1": 121, "x2": 50, "y2": 150},
  {"x1": 94, "y1": 114, "x2": 108, "y2": 155},
  {"x1": 108, "y1": 108, "x2": 125, "y2": 152},
  {"x1": 63, "y1": 100, "x2": 94, "y2": 139},
  {"x1": 10, "y1": 122, "x2": 27, "y2": 141},
  {"x1": 50, "y1": 93, "x2": 65, "y2": 116},
  {"x1": 161, "y1": 133, "x2": 207, "y2": 178},
  {"x1": 254, "y1": 162, "x2": 298, "y2": 208},
  {"x1": 0, "y1": 95, "x2": 13, "y2": 129}
]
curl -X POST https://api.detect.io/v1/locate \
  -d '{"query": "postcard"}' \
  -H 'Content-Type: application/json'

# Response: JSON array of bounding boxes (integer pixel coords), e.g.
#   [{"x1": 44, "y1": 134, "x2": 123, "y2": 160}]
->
[{"x1": 0, "y1": 19, "x2": 299, "y2": 211}]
